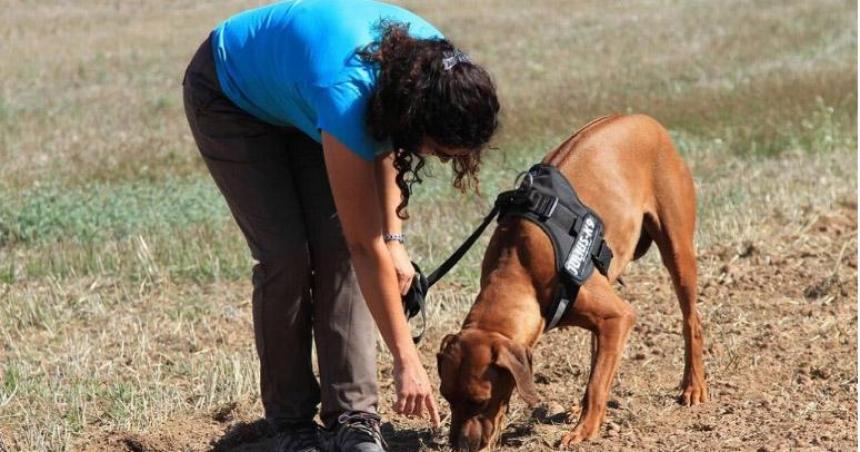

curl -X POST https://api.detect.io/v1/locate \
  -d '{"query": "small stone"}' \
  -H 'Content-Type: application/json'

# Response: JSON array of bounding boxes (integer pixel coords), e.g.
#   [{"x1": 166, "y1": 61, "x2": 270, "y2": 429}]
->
[
  {"x1": 606, "y1": 422, "x2": 621, "y2": 437},
  {"x1": 738, "y1": 242, "x2": 757, "y2": 258},
  {"x1": 534, "y1": 372, "x2": 551, "y2": 384},
  {"x1": 212, "y1": 401, "x2": 237, "y2": 423},
  {"x1": 547, "y1": 401, "x2": 566, "y2": 416},
  {"x1": 531, "y1": 401, "x2": 568, "y2": 423},
  {"x1": 810, "y1": 368, "x2": 830, "y2": 380}
]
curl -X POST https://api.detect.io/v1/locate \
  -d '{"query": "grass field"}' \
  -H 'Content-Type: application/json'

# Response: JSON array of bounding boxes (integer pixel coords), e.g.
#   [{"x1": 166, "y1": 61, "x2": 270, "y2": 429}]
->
[{"x1": 0, "y1": 1, "x2": 857, "y2": 451}]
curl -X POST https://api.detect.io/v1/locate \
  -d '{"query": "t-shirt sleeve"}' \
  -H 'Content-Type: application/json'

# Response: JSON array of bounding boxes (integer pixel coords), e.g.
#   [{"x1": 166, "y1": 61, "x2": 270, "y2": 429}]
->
[{"x1": 305, "y1": 81, "x2": 385, "y2": 162}]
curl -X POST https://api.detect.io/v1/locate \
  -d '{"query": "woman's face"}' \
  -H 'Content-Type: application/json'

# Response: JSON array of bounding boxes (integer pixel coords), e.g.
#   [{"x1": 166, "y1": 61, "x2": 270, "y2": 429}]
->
[{"x1": 419, "y1": 137, "x2": 471, "y2": 163}]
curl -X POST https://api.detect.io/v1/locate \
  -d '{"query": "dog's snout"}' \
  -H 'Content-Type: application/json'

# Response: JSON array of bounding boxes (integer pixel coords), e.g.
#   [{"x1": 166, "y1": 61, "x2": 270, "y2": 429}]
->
[
  {"x1": 457, "y1": 420, "x2": 480, "y2": 451},
  {"x1": 455, "y1": 417, "x2": 489, "y2": 451}
]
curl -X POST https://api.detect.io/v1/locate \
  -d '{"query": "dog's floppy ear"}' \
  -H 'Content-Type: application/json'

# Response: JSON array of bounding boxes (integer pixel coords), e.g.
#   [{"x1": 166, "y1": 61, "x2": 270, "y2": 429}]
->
[
  {"x1": 493, "y1": 340, "x2": 540, "y2": 407},
  {"x1": 437, "y1": 333, "x2": 459, "y2": 377},
  {"x1": 439, "y1": 333, "x2": 459, "y2": 354}
]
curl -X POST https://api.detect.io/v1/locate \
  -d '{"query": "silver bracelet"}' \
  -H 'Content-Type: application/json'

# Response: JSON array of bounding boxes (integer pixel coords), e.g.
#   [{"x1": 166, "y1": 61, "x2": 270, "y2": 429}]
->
[{"x1": 383, "y1": 232, "x2": 405, "y2": 244}]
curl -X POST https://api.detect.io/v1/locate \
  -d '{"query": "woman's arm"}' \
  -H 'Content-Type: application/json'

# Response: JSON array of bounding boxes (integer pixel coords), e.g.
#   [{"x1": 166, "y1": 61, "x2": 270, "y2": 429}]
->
[
  {"x1": 374, "y1": 153, "x2": 403, "y2": 237},
  {"x1": 321, "y1": 132, "x2": 439, "y2": 426},
  {"x1": 375, "y1": 153, "x2": 415, "y2": 295}
]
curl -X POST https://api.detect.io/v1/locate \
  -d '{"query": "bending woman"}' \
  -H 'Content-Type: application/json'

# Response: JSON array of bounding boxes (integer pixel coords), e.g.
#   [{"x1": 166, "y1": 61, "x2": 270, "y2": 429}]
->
[{"x1": 182, "y1": 1, "x2": 499, "y2": 451}]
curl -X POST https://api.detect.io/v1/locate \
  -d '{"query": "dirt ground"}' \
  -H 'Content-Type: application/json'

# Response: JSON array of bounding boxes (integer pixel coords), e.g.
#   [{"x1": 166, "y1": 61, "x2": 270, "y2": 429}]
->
[
  {"x1": 70, "y1": 199, "x2": 857, "y2": 452},
  {"x1": 1, "y1": 1, "x2": 855, "y2": 451}
]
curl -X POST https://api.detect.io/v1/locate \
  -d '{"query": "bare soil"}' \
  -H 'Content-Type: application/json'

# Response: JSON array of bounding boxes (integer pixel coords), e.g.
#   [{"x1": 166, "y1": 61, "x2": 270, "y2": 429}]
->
[{"x1": 76, "y1": 201, "x2": 857, "y2": 451}]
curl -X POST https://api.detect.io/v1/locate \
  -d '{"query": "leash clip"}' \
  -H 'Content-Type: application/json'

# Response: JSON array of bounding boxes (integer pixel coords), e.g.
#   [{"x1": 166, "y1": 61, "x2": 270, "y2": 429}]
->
[{"x1": 513, "y1": 169, "x2": 535, "y2": 191}]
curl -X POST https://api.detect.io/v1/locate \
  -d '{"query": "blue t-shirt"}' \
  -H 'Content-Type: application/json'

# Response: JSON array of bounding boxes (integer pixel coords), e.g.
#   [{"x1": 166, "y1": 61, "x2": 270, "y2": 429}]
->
[{"x1": 211, "y1": 0, "x2": 443, "y2": 161}]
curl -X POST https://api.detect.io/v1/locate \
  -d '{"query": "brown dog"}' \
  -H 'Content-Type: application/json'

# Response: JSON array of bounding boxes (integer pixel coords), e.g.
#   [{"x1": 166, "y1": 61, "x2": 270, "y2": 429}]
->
[{"x1": 437, "y1": 114, "x2": 708, "y2": 450}]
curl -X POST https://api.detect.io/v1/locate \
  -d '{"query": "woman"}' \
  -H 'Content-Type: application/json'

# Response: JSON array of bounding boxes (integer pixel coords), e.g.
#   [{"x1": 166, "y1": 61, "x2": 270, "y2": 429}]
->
[{"x1": 182, "y1": 1, "x2": 499, "y2": 451}]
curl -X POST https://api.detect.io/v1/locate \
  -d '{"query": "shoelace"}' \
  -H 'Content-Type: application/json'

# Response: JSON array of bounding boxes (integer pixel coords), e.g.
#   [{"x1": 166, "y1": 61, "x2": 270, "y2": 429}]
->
[
  {"x1": 279, "y1": 424, "x2": 319, "y2": 451},
  {"x1": 336, "y1": 412, "x2": 387, "y2": 449}
]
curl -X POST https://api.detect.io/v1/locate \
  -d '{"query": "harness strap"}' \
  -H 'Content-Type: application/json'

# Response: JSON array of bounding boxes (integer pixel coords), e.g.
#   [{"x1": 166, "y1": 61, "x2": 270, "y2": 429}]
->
[
  {"x1": 594, "y1": 240, "x2": 613, "y2": 276},
  {"x1": 545, "y1": 286, "x2": 574, "y2": 331}
]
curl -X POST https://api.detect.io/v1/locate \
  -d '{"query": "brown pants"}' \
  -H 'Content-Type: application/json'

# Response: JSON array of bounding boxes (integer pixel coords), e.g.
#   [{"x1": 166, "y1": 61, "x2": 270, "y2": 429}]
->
[{"x1": 182, "y1": 35, "x2": 378, "y2": 429}]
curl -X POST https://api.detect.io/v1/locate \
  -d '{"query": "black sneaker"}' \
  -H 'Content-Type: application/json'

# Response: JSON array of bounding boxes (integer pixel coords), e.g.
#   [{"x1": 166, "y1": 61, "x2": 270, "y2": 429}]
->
[
  {"x1": 327, "y1": 411, "x2": 386, "y2": 452},
  {"x1": 274, "y1": 421, "x2": 323, "y2": 452}
]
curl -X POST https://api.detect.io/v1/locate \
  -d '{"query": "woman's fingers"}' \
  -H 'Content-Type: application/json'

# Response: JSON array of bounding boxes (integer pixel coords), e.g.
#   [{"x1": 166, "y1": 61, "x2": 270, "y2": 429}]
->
[
  {"x1": 411, "y1": 393, "x2": 425, "y2": 417},
  {"x1": 395, "y1": 395, "x2": 440, "y2": 427},
  {"x1": 400, "y1": 273, "x2": 414, "y2": 296},
  {"x1": 395, "y1": 392, "x2": 407, "y2": 414},
  {"x1": 426, "y1": 394, "x2": 440, "y2": 428},
  {"x1": 402, "y1": 392, "x2": 417, "y2": 416},
  {"x1": 398, "y1": 272, "x2": 409, "y2": 295},
  {"x1": 397, "y1": 263, "x2": 415, "y2": 295}
]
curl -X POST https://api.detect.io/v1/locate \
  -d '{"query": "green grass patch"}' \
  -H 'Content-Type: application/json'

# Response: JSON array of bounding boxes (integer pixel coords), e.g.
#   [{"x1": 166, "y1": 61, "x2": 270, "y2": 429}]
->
[
  {"x1": 0, "y1": 177, "x2": 228, "y2": 246},
  {"x1": 0, "y1": 177, "x2": 251, "y2": 282}
]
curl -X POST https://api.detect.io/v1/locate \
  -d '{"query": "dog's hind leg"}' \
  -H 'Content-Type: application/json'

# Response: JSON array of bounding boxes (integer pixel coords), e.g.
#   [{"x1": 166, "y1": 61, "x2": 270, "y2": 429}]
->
[
  {"x1": 653, "y1": 222, "x2": 708, "y2": 405},
  {"x1": 648, "y1": 144, "x2": 708, "y2": 406},
  {"x1": 559, "y1": 277, "x2": 635, "y2": 447}
]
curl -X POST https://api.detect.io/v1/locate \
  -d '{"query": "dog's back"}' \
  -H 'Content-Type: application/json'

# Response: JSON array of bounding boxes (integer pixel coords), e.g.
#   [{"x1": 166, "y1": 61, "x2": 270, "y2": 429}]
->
[{"x1": 543, "y1": 114, "x2": 696, "y2": 281}]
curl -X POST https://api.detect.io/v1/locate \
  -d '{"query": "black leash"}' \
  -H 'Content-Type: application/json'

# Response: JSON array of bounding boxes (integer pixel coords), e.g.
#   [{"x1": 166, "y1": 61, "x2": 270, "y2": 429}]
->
[
  {"x1": 402, "y1": 201, "x2": 505, "y2": 343},
  {"x1": 427, "y1": 203, "x2": 502, "y2": 287}
]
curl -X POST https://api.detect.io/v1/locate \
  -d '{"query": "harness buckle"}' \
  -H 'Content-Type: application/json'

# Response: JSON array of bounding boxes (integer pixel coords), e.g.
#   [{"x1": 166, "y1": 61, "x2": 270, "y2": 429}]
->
[
  {"x1": 529, "y1": 192, "x2": 559, "y2": 219},
  {"x1": 495, "y1": 189, "x2": 527, "y2": 212}
]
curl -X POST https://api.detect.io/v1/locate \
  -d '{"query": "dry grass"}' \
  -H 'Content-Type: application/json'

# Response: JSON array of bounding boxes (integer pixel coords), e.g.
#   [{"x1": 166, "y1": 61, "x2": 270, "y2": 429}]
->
[{"x1": 0, "y1": 0, "x2": 856, "y2": 451}]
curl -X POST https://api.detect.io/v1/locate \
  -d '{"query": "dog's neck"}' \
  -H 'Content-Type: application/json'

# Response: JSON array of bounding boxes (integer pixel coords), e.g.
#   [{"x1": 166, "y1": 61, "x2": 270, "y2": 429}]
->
[
  {"x1": 462, "y1": 220, "x2": 558, "y2": 347},
  {"x1": 463, "y1": 279, "x2": 542, "y2": 346}
]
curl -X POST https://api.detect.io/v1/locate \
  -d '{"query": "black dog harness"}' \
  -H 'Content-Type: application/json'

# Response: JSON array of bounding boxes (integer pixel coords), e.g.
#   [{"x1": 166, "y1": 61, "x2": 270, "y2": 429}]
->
[
  {"x1": 403, "y1": 163, "x2": 613, "y2": 342},
  {"x1": 496, "y1": 164, "x2": 613, "y2": 330}
]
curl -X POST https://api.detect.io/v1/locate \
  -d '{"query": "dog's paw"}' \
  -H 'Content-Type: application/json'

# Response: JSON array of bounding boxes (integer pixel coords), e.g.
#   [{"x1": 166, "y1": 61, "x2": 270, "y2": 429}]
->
[
  {"x1": 559, "y1": 422, "x2": 600, "y2": 448},
  {"x1": 679, "y1": 380, "x2": 709, "y2": 406}
]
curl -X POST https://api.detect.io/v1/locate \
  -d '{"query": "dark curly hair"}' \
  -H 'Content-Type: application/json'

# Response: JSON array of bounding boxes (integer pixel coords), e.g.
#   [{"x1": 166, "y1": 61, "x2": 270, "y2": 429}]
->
[{"x1": 359, "y1": 21, "x2": 500, "y2": 219}]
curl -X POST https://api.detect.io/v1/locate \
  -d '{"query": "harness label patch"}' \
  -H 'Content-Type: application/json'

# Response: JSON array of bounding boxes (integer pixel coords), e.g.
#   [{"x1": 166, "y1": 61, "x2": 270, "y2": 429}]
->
[{"x1": 565, "y1": 215, "x2": 596, "y2": 279}]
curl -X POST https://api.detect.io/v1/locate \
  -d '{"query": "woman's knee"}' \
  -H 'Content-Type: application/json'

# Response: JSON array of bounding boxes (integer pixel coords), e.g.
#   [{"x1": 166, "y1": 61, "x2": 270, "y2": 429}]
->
[{"x1": 252, "y1": 252, "x2": 312, "y2": 293}]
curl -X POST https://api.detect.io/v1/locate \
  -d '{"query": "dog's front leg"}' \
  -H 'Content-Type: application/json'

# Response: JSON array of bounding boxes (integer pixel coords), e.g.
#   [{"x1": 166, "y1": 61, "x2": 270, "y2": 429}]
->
[{"x1": 559, "y1": 279, "x2": 635, "y2": 448}]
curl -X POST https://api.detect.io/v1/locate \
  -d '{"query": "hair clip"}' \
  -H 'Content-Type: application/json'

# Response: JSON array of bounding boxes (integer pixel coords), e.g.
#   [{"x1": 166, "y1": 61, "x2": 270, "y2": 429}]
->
[{"x1": 442, "y1": 50, "x2": 471, "y2": 71}]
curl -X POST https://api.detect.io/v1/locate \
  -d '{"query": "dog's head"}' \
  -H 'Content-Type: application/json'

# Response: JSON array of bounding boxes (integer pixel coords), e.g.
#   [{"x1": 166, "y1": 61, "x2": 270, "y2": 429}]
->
[{"x1": 437, "y1": 329, "x2": 539, "y2": 451}]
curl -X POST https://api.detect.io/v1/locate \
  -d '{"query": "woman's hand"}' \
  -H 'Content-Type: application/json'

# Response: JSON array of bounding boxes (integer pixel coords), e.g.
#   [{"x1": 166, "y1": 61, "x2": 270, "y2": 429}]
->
[
  {"x1": 386, "y1": 241, "x2": 415, "y2": 295},
  {"x1": 393, "y1": 352, "x2": 441, "y2": 427}
]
